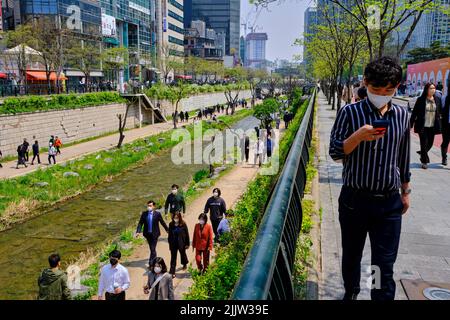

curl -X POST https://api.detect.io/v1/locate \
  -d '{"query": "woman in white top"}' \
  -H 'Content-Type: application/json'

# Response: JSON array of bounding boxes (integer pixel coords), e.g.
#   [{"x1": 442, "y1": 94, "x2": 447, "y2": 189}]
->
[
  {"x1": 254, "y1": 138, "x2": 265, "y2": 167},
  {"x1": 410, "y1": 82, "x2": 443, "y2": 169}
]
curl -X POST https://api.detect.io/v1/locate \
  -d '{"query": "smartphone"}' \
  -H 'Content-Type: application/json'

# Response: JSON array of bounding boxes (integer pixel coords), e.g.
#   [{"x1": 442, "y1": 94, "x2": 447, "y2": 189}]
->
[{"x1": 372, "y1": 119, "x2": 389, "y2": 135}]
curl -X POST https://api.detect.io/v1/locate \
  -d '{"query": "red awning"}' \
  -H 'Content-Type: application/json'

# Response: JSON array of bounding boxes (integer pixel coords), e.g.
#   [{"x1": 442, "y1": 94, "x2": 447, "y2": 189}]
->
[
  {"x1": 0, "y1": 72, "x2": 7, "y2": 79},
  {"x1": 175, "y1": 75, "x2": 193, "y2": 80},
  {"x1": 26, "y1": 71, "x2": 67, "y2": 81}
]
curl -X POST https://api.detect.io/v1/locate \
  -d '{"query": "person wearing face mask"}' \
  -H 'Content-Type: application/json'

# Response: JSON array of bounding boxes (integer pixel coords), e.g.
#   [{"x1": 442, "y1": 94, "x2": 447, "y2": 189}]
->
[
  {"x1": 97, "y1": 250, "x2": 130, "y2": 300},
  {"x1": 168, "y1": 212, "x2": 190, "y2": 277},
  {"x1": 135, "y1": 200, "x2": 169, "y2": 266},
  {"x1": 329, "y1": 57, "x2": 411, "y2": 301},
  {"x1": 204, "y1": 188, "x2": 227, "y2": 242},
  {"x1": 410, "y1": 82, "x2": 443, "y2": 168},
  {"x1": 164, "y1": 184, "x2": 186, "y2": 219},
  {"x1": 144, "y1": 257, "x2": 174, "y2": 300},
  {"x1": 192, "y1": 213, "x2": 214, "y2": 274}
]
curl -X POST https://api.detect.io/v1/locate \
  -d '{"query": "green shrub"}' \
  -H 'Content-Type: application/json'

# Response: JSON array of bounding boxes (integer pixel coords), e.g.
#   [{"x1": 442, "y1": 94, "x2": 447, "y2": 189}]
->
[
  {"x1": 0, "y1": 92, "x2": 126, "y2": 115},
  {"x1": 193, "y1": 169, "x2": 209, "y2": 183}
]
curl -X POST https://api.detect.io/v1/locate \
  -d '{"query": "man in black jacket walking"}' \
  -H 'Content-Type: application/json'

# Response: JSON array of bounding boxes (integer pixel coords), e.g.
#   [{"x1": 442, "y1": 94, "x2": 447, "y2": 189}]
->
[
  {"x1": 135, "y1": 200, "x2": 169, "y2": 265},
  {"x1": 31, "y1": 140, "x2": 41, "y2": 165},
  {"x1": 204, "y1": 188, "x2": 227, "y2": 242},
  {"x1": 164, "y1": 184, "x2": 186, "y2": 219}
]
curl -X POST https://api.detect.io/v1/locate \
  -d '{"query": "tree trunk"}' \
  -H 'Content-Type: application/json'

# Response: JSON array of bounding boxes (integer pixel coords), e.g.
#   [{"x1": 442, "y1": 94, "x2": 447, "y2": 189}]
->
[{"x1": 117, "y1": 103, "x2": 130, "y2": 148}]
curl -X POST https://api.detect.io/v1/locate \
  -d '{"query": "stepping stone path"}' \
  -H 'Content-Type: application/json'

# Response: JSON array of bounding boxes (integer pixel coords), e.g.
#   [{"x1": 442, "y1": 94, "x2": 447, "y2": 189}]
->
[
  {"x1": 34, "y1": 182, "x2": 49, "y2": 187},
  {"x1": 63, "y1": 172, "x2": 80, "y2": 178}
]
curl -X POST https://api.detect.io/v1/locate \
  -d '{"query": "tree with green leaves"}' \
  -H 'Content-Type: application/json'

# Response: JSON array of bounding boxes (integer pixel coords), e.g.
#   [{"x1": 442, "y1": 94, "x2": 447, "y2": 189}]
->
[
  {"x1": 254, "y1": 98, "x2": 279, "y2": 128},
  {"x1": 224, "y1": 67, "x2": 247, "y2": 115},
  {"x1": 102, "y1": 46, "x2": 129, "y2": 85},
  {"x1": 164, "y1": 82, "x2": 191, "y2": 129},
  {"x1": 405, "y1": 41, "x2": 450, "y2": 65},
  {"x1": 1, "y1": 24, "x2": 36, "y2": 86},
  {"x1": 67, "y1": 40, "x2": 102, "y2": 91},
  {"x1": 246, "y1": 68, "x2": 268, "y2": 108}
]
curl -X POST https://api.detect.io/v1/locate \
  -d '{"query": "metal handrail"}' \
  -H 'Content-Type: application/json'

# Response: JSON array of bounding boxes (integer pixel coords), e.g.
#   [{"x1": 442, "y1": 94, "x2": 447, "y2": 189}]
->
[{"x1": 232, "y1": 88, "x2": 316, "y2": 300}]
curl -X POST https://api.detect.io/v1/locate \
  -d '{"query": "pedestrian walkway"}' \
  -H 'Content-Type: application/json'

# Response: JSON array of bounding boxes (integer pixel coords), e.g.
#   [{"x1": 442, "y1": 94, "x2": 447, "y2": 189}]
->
[
  {"x1": 123, "y1": 162, "x2": 259, "y2": 300},
  {"x1": 318, "y1": 92, "x2": 450, "y2": 300},
  {"x1": 0, "y1": 121, "x2": 177, "y2": 180}
]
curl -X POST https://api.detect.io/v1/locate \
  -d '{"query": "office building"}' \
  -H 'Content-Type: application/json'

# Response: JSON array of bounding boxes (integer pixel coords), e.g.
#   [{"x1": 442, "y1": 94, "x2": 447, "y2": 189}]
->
[
  {"x1": 184, "y1": 20, "x2": 222, "y2": 61},
  {"x1": 245, "y1": 32, "x2": 268, "y2": 69},
  {"x1": 184, "y1": 0, "x2": 240, "y2": 56}
]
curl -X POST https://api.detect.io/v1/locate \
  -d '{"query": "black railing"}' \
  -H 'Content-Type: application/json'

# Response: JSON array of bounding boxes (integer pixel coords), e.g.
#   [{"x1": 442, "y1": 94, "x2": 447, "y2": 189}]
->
[{"x1": 231, "y1": 89, "x2": 316, "y2": 300}]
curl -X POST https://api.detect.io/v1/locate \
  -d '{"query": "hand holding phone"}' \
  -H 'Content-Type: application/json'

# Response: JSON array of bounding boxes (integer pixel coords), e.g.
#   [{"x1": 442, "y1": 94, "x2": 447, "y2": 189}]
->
[{"x1": 372, "y1": 119, "x2": 389, "y2": 135}]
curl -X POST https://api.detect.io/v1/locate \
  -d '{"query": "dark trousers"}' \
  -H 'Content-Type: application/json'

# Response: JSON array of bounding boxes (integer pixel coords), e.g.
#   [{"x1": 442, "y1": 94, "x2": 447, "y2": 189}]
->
[
  {"x1": 170, "y1": 247, "x2": 189, "y2": 274},
  {"x1": 441, "y1": 125, "x2": 450, "y2": 161},
  {"x1": 24, "y1": 151, "x2": 29, "y2": 162},
  {"x1": 418, "y1": 127, "x2": 435, "y2": 164},
  {"x1": 56, "y1": 147, "x2": 61, "y2": 155},
  {"x1": 245, "y1": 148, "x2": 249, "y2": 162},
  {"x1": 48, "y1": 155, "x2": 56, "y2": 164},
  {"x1": 338, "y1": 186, "x2": 403, "y2": 300},
  {"x1": 31, "y1": 154, "x2": 41, "y2": 164},
  {"x1": 145, "y1": 235, "x2": 158, "y2": 265},
  {"x1": 211, "y1": 218, "x2": 220, "y2": 241},
  {"x1": 105, "y1": 291, "x2": 125, "y2": 300}
]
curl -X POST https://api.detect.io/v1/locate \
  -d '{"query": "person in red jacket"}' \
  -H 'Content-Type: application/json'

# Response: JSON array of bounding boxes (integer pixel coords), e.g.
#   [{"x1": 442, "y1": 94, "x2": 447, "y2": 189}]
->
[{"x1": 192, "y1": 213, "x2": 214, "y2": 274}]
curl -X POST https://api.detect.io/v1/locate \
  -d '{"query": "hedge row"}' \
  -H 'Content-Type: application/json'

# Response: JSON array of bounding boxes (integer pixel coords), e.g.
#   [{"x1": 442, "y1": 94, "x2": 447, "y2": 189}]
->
[{"x1": 0, "y1": 92, "x2": 127, "y2": 115}]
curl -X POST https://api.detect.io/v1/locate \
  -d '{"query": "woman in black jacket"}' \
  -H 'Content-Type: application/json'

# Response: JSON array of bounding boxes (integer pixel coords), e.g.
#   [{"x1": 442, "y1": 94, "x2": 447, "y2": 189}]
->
[
  {"x1": 168, "y1": 211, "x2": 190, "y2": 277},
  {"x1": 410, "y1": 82, "x2": 443, "y2": 169}
]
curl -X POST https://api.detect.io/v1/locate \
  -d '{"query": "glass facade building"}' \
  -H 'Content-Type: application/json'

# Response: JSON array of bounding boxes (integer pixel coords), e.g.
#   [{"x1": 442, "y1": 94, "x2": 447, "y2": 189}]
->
[{"x1": 184, "y1": 0, "x2": 240, "y2": 56}]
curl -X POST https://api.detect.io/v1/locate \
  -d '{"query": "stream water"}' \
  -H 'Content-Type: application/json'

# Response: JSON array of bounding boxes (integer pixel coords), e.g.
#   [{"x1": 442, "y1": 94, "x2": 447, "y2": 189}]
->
[{"x1": 0, "y1": 116, "x2": 259, "y2": 300}]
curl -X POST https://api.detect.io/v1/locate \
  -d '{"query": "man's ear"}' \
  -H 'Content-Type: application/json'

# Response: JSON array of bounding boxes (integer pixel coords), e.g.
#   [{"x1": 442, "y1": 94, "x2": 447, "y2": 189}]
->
[{"x1": 363, "y1": 78, "x2": 368, "y2": 87}]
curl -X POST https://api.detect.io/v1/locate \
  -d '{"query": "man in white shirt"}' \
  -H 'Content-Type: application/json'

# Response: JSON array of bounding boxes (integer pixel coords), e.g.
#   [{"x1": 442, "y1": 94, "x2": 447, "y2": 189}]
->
[{"x1": 97, "y1": 250, "x2": 130, "y2": 300}]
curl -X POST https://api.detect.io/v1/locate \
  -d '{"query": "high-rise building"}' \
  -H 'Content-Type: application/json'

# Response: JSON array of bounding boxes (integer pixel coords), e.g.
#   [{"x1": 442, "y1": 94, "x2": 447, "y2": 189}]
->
[
  {"x1": 398, "y1": 0, "x2": 450, "y2": 58},
  {"x1": 303, "y1": 6, "x2": 318, "y2": 66},
  {"x1": 99, "y1": 0, "x2": 154, "y2": 81},
  {"x1": 245, "y1": 32, "x2": 268, "y2": 69},
  {"x1": 163, "y1": 0, "x2": 184, "y2": 57},
  {"x1": 184, "y1": 20, "x2": 223, "y2": 61},
  {"x1": 184, "y1": 0, "x2": 240, "y2": 56},
  {"x1": 239, "y1": 36, "x2": 246, "y2": 66}
]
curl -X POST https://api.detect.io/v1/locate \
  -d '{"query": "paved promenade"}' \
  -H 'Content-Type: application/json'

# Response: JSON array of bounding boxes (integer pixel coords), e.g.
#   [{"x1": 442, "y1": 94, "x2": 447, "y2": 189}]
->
[
  {"x1": 318, "y1": 92, "x2": 450, "y2": 300},
  {"x1": 0, "y1": 121, "x2": 177, "y2": 179}
]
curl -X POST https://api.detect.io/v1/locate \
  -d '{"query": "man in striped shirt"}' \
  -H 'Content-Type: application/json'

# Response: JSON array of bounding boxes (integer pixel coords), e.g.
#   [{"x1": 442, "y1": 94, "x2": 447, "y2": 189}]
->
[{"x1": 329, "y1": 57, "x2": 411, "y2": 301}]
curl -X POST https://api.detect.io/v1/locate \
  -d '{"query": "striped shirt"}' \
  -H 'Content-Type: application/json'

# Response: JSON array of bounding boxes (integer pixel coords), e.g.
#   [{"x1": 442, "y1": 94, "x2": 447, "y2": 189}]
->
[{"x1": 329, "y1": 98, "x2": 411, "y2": 192}]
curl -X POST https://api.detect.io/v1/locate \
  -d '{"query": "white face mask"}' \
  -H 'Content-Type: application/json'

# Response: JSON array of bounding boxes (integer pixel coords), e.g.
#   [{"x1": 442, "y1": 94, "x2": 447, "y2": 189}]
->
[
  {"x1": 174, "y1": 219, "x2": 179, "y2": 224},
  {"x1": 199, "y1": 220, "x2": 205, "y2": 225},
  {"x1": 213, "y1": 192, "x2": 219, "y2": 197},
  {"x1": 148, "y1": 206, "x2": 153, "y2": 212},
  {"x1": 367, "y1": 89, "x2": 395, "y2": 109},
  {"x1": 154, "y1": 266, "x2": 162, "y2": 274},
  {"x1": 172, "y1": 189, "x2": 178, "y2": 195}
]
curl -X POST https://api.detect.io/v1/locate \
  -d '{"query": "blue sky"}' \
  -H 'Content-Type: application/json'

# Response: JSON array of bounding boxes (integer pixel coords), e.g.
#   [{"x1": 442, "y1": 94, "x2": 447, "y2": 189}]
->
[{"x1": 240, "y1": 0, "x2": 312, "y2": 62}]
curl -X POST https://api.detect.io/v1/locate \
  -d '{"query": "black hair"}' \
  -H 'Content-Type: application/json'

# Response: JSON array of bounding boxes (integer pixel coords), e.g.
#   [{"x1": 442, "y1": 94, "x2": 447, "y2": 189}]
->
[
  {"x1": 357, "y1": 87, "x2": 368, "y2": 100},
  {"x1": 109, "y1": 249, "x2": 121, "y2": 260},
  {"x1": 151, "y1": 257, "x2": 168, "y2": 273},
  {"x1": 364, "y1": 56, "x2": 402, "y2": 88},
  {"x1": 198, "y1": 213, "x2": 208, "y2": 223},
  {"x1": 171, "y1": 184, "x2": 179, "y2": 189},
  {"x1": 147, "y1": 200, "x2": 155, "y2": 205},
  {"x1": 48, "y1": 253, "x2": 61, "y2": 268},
  {"x1": 213, "y1": 188, "x2": 221, "y2": 197},
  {"x1": 420, "y1": 82, "x2": 436, "y2": 100}
]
